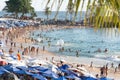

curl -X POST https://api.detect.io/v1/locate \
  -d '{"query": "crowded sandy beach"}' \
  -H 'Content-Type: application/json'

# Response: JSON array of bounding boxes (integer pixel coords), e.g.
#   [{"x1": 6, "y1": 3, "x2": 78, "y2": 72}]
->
[
  {"x1": 0, "y1": 0, "x2": 120, "y2": 79},
  {"x1": 0, "y1": 18, "x2": 119, "y2": 80}
]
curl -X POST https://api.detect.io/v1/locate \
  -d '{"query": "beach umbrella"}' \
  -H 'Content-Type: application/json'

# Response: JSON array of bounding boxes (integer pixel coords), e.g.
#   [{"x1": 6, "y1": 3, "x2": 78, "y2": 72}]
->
[
  {"x1": 54, "y1": 76, "x2": 67, "y2": 80},
  {"x1": 3, "y1": 65, "x2": 26, "y2": 74},
  {"x1": 36, "y1": 66, "x2": 48, "y2": 72},
  {"x1": 27, "y1": 68, "x2": 40, "y2": 74},
  {"x1": 24, "y1": 70, "x2": 33, "y2": 75},
  {"x1": 79, "y1": 76, "x2": 97, "y2": 80},
  {"x1": 0, "y1": 67, "x2": 10, "y2": 74},
  {"x1": 42, "y1": 69, "x2": 58, "y2": 79},
  {"x1": 32, "y1": 74, "x2": 47, "y2": 80},
  {"x1": 86, "y1": 77, "x2": 97, "y2": 80},
  {"x1": 16, "y1": 66, "x2": 27, "y2": 70},
  {"x1": 100, "y1": 77, "x2": 113, "y2": 80},
  {"x1": 3, "y1": 64, "x2": 13, "y2": 71},
  {"x1": 66, "y1": 74, "x2": 80, "y2": 79},
  {"x1": 59, "y1": 68, "x2": 73, "y2": 75},
  {"x1": 59, "y1": 64, "x2": 70, "y2": 70},
  {"x1": 13, "y1": 68, "x2": 26, "y2": 74},
  {"x1": 0, "y1": 71, "x2": 5, "y2": 75}
]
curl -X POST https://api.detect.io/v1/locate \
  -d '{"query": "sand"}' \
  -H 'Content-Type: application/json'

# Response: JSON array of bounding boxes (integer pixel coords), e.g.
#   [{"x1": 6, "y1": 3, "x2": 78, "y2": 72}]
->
[{"x1": 1, "y1": 24, "x2": 120, "y2": 80}]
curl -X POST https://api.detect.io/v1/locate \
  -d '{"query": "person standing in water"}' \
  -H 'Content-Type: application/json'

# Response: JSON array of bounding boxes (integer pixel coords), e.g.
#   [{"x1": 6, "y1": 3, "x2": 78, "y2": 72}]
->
[
  {"x1": 76, "y1": 50, "x2": 79, "y2": 57},
  {"x1": 104, "y1": 48, "x2": 108, "y2": 53}
]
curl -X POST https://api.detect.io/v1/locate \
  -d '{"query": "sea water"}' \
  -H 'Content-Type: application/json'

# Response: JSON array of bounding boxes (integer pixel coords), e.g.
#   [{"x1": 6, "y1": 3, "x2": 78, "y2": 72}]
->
[
  {"x1": 32, "y1": 28, "x2": 120, "y2": 64},
  {"x1": 0, "y1": 11, "x2": 85, "y2": 22}
]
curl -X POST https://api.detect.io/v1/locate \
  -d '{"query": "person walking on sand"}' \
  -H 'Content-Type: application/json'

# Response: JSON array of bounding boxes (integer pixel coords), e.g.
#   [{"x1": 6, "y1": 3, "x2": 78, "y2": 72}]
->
[
  {"x1": 36, "y1": 47, "x2": 39, "y2": 55},
  {"x1": 118, "y1": 63, "x2": 120, "y2": 71},
  {"x1": 105, "y1": 65, "x2": 108, "y2": 76},
  {"x1": 90, "y1": 61, "x2": 93, "y2": 67},
  {"x1": 14, "y1": 42, "x2": 16, "y2": 47},
  {"x1": 11, "y1": 42, "x2": 13, "y2": 47},
  {"x1": 9, "y1": 48, "x2": 13, "y2": 55},
  {"x1": 43, "y1": 46, "x2": 45, "y2": 51},
  {"x1": 17, "y1": 50, "x2": 21, "y2": 61},
  {"x1": 20, "y1": 43, "x2": 23, "y2": 49},
  {"x1": 100, "y1": 66, "x2": 106, "y2": 77}
]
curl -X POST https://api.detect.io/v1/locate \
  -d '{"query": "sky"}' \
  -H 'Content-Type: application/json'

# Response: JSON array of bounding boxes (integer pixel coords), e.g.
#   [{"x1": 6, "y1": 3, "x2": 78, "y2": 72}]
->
[{"x1": 0, "y1": 0, "x2": 87, "y2": 11}]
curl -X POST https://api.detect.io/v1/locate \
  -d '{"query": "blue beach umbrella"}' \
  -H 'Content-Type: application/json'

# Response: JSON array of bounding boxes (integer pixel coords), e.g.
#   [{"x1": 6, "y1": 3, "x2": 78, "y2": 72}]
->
[
  {"x1": 16, "y1": 66, "x2": 27, "y2": 70},
  {"x1": 79, "y1": 76, "x2": 89, "y2": 80},
  {"x1": 32, "y1": 74, "x2": 47, "y2": 80},
  {"x1": 60, "y1": 69, "x2": 72, "y2": 75},
  {"x1": 59, "y1": 64, "x2": 70, "y2": 70},
  {"x1": 2, "y1": 64, "x2": 13, "y2": 71},
  {"x1": 11, "y1": 67, "x2": 26, "y2": 74},
  {"x1": 42, "y1": 69, "x2": 58, "y2": 79},
  {"x1": 24, "y1": 71, "x2": 33, "y2": 75},
  {"x1": 86, "y1": 77, "x2": 97, "y2": 80},
  {"x1": 0, "y1": 71, "x2": 5, "y2": 75},
  {"x1": 100, "y1": 77, "x2": 113, "y2": 80},
  {"x1": 36, "y1": 67, "x2": 49, "y2": 73},
  {"x1": 54, "y1": 76, "x2": 67, "y2": 80},
  {"x1": 14, "y1": 69, "x2": 26, "y2": 74},
  {"x1": 0, "y1": 67, "x2": 10, "y2": 74},
  {"x1": 3, "y1": 65, "x2": 26, "y2": 74},
  {"x1": 66, "y1": 74, "x2": 80, "y2": 79},
  {"x1": 79, "y1": 76, "x2": 97, "y2": 80}
]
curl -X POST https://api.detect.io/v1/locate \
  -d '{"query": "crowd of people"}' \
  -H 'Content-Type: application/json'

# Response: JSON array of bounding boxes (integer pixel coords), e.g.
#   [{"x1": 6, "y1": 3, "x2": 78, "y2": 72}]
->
[{"x1": 0, "y1": 19, "x2": 119, "y2": 80}]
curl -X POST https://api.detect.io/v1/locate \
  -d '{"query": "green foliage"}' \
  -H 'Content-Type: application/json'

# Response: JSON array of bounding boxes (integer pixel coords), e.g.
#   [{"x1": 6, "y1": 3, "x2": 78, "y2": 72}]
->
[
  {"x1": 3, "y1": 0, "x2": 36, "y2": 19},
  {"x1": 67, "y1": 0, "x2": 74, "y2": 21},
  {"x1": 45, "y1": 7, "x2": 51, "y2": 20},
  {"x1": 45, "y1": 0, "x2": 120, "y2": 28}
]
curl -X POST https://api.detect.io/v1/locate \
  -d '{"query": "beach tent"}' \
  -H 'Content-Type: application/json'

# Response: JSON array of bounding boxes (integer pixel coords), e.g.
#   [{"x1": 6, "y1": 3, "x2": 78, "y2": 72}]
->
[
  {"x1": 54, "y1": 76, "x2": 67, "y2": 80},
  {"x1": 100, "y1": 77, "x2": 113, "y2": 80}
]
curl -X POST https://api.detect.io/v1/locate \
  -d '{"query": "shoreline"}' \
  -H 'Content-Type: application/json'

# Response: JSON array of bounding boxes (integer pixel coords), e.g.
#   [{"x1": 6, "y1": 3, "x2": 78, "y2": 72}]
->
[{"x1": 1, "y1": 20, "x2": 120, "y2": 79}]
